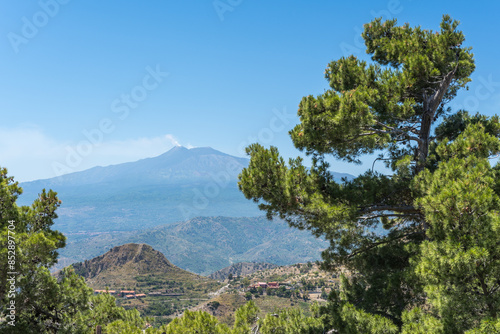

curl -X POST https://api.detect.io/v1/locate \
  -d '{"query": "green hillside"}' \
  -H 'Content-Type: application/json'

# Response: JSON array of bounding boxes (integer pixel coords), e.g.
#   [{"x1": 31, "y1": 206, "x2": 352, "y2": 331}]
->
[
  {"x1": 69, "y1": 244, "x2": 338, "y2": 327},
  {"x1": 70, "y1": 243, "x2": 222, "y2": 325},
  {"x1": 193, "y1": 261, "x2": 340, "y2": 326}
]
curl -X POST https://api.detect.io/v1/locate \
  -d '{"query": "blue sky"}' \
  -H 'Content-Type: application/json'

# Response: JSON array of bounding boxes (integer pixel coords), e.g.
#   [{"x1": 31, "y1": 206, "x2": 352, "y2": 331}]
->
[{"x1": 2, "y1": 0, "x2": 500, "y2": 181}]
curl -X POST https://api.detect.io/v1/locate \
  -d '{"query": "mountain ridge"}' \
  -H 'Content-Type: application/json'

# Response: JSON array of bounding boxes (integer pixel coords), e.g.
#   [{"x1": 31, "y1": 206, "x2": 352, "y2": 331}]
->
[
  {"x1": 20, "y1": 145, "x2": 355, "y2": 190},
  {"x1": 17, "y1": 146, "x2": 261, "y2": 233},
  {"x1": 18, "y1": 146, "x2": 355, "y2": 234},
  {"x1": 72, "y1": 243, "x2": 189, "y2": 283},
  {"x1": 60, "y1": 216, "x2": 329, "y2": 276},
  {"x1": 208, "y1": 262, "x2": 278, "y2": 281},
  {"x1": 70, "y1": 243, "x2": 222, "y2": 322},
  {"x1": 21, "y1": 146, "x2": 248, "y2": 188}
]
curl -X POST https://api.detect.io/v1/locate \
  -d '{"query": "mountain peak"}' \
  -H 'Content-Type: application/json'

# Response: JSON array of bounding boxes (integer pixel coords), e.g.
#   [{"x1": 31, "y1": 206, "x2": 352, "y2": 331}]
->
[
  {"x1": 72, "y1": 243, "x2": 177, "y2": 280},
  {"x1": 69, "y1": 243, "x2": 217, "y2": 296},
  {"x1": 158, "y1": 145, "x2": 189, "y2": 157},
  {"x1": 20, "y1": 146, "x2": 248, "y2": 190},
  {"x1": 156, "y1": 145, "x2": 229, "y2": 160},
  {"x1": 188, "y1": 146, "x2": 228, "y2": 156},
  {"x1": 168, "y1": 145, "x2": 188, "y2": 151},
  {"x1": 108, "y1": 243, "x2": 171, "y2": 265},
  {"x1": 164, "y1": 146, "x2": 222, "y2": 154}
]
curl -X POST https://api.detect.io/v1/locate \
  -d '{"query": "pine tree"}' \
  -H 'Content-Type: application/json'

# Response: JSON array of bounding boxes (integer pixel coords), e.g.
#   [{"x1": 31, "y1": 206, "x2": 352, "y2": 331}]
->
[
  {"x1": 164, "y1": 310, "x2": 231, "y2": 334},
  {"x1": 0, "y1": 168, "x2": 152, "y2": 333},
  {"x1": 237, "y1": 15, "x2": 500, "y2": 332},
  {"x1": 412, "y1": 124, "x2": 500, "y2": 332}
]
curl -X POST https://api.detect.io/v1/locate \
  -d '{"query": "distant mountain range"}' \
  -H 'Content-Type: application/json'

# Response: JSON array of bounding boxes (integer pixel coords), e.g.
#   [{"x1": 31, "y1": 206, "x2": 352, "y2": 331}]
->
[
  {"x1": 18, "y1": 146, "x2": 260, "y2": 233},
  {"x1": 23, "y1": 146, "x2": 248, "y2": 188},
  {"x1": 60, "y1": 216, "x2": 330, "y2": 276},
  {"x1": 18, "y1": 146, "x2": 352, "y2": 276},
  {"x1": 18, "y1": 146, "x2": 354, "y2": 234}
]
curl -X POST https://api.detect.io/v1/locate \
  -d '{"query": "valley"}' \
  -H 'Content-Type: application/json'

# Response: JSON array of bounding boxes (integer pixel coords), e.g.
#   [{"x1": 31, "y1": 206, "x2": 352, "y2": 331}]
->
[
  {"x1": 17, "y1": 146, "x2": 350, "y2": 275},
  {"x1": 69, "y1": 243, "x2": 340, "y2": 327},
  {"x1": 59, "y1": 216, "x2": 330, "y2": 275}
]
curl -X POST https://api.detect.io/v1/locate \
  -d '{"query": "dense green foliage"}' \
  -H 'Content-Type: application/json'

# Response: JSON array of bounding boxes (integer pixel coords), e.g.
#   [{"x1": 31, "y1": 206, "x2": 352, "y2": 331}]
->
[
  {"x1": 163, "y1": 301, "x2": 325, "y2": 334},
  {"x1": 239, "y1": 15, "x2": 500, "y2": 333},
  {"x1": 258, "y1": 306, "x2": 325, "y2": 334},
  {"x1": 0, "y1": 167, "x2": 149, "y2": 333},
  {"x1": 413, "y1": 124, "x2": 500, "y2": 331}
]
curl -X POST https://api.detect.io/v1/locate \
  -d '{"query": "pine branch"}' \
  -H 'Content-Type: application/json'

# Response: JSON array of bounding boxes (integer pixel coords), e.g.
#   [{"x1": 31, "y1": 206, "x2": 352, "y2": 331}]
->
[
  {"x1": 360, "y1": 213, "x2": 419, "y2": 220},
  {"x1": 365, "y1": 124, "x2": 423, "y2": 144},
  {"x1": 346, "y1": 231, "x2": 424, "y2": 260},
  {"x1": 359, "y1": 205, "x2": 418, "y2": 215}
]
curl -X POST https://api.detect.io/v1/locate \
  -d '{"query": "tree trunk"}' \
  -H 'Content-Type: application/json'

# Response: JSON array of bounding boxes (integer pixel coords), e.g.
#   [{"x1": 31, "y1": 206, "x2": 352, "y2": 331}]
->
[{"x1": 416, "y1": 109, "x2": 433, "y2": 173}]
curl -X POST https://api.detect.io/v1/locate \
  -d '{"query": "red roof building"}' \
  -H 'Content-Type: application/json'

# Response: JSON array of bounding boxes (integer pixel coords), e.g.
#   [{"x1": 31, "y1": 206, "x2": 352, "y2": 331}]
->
[
  {"x1": 120, "y1": 290, "x2": 135, "y2": 297},
  {"x1": 94, "y1": 290, "x2": 116, "y2": 294}
]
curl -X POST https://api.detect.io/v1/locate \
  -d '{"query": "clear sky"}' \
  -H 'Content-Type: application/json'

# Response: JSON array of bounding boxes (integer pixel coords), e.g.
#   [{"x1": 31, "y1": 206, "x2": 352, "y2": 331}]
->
[{"x1": 2, "y1": 0, "x2": 500, "y2": 181}]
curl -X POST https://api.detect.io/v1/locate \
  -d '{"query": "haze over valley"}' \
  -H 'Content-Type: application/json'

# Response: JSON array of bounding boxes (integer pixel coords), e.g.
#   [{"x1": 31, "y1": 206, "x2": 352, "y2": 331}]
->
[{"x1": 18, "y1": 146, "x2": 351, "y2": 275}]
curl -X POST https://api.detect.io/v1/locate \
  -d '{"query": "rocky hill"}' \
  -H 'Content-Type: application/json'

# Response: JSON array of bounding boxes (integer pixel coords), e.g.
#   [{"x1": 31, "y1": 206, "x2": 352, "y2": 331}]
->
[
  {"x1": 70, "y1": 243, "x2": 222, "y2": 324},
  {"x1": 72, "y1": 243, "x2": 192, "y2": 287},
  {"x1": 208, "y1": 262, "x2": 278, "y2": 281},
  {"x1": 69, "y1": 244, "x2": 341, "y2": 326}
]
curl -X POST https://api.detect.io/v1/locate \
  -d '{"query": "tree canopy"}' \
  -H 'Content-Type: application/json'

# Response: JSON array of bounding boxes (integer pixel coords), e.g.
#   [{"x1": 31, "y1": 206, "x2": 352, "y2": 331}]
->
[
  {"x1": 239, "y1": 15, "x2": 500, "y2": 333},
  {"x1": 0, "y1": 168, "x2": 151, "y2": 333}
]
